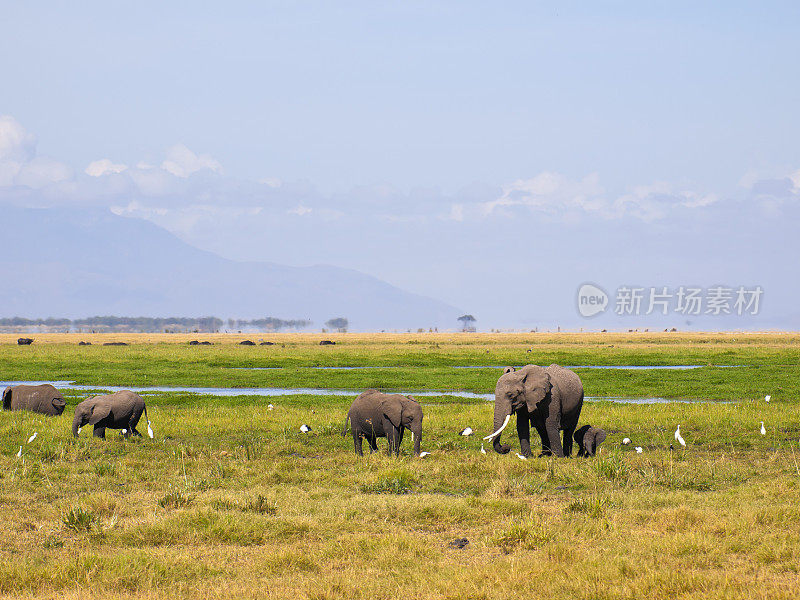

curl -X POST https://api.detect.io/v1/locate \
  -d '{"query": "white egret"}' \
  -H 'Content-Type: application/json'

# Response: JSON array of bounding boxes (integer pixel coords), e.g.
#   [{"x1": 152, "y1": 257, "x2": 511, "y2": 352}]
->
[
  {"x1": 300, "y1": 424, "x2": 311, "y2": 433},
  {"x1": 16, "y1": 446, "x2": 22, "y2": 458},
  {"x1": 27, "y1": 432, "x2": 37, "y2": 444},
  {"x1": 480, "y1": 444, "x2": 487, "y2": 454},
  {"x1": 760, "y1": 422, "x2": 766, "y2": 436},
  {"x1": 122, "y1": 429, "x2": 127, "y2": 435},
  {"x1": 675, "y1": 425, "x2": 686, "y2": 447},
  {"x1": 147, "y1": 420, "x2": 154, "y2": 438},
  {"x1": 268, "y1": 404, "x2": 274, "y2": 411},
  {"x1": 419, "y1": 451, "x2": 430, "y2": 458},
  {"x1": 622, "y1": 437, "x2": 631, "y2": 445},
  {"x1": 765, "y1": 395, "x2": 771, "y2": 402},
  {"x1": 459, "y1": 427, "x2": 473, "y2": 436},
  {"x1": 515, "y1": 453, "x2": 528, "y2": 461},
  {"x1": 635, "y1": 447, "x2": 643, "y2": 453}
]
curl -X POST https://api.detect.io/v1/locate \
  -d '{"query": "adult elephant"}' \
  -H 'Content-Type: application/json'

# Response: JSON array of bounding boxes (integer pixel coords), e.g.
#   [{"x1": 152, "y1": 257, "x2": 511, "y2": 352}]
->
[
  {"x1": 344, "y1": 389, "x2": 423, "y2": 456},
  {"x1": 2, "y1": 384, "x2": 66, "y2": 416},
  {"x1": 484, "y1": 364, "x2": 584, "y2": 458},
  {"x1": 72, "y1": 391, "x2": 151, "y2": 439}
]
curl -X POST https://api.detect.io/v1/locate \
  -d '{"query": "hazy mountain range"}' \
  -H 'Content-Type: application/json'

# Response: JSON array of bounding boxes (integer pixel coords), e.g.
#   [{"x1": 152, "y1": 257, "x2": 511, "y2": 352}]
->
[{"x1": 0, "y1": 207, "x2": 461, "y2": 330}]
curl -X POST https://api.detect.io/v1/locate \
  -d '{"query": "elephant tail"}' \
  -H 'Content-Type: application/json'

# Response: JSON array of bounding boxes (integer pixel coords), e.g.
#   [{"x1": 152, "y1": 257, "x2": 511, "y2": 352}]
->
[{"x1": 342, "y1": 414, "x2": 350, "y2": 437}]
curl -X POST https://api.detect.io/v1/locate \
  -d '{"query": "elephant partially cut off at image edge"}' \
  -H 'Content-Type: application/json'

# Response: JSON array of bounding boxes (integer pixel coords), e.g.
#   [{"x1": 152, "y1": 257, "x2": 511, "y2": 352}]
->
[
  {"x1": 485, "y1": 364, "x2": 584, "y2": 458},
  {"x1": 2, "y1": 384, "x2": 66, "y2": 416}
]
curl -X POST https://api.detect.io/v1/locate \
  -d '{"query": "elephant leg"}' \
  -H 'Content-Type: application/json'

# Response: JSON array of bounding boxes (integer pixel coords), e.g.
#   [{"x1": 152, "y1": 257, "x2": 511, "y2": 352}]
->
[
  {"x1": 562, "y1": 426, "x2": 575, "y2": 457},
  {"x1": 516, "y1": 407, "x2": 532, "y2": 457},
  {"x1": 130, "y1": 427, "x2": 142, "y2": 437},
  {"x1": 93, "y1": 426, "x2": 106, "y2": 439},
  {"x1": 397, "y1": 427, "x2": 405, "y2": 451},
  {"x1": 368, "y1": 436, "x2": 379, "y2": 453},
  {"x1": 545, "y1": 418, "x2": 565, "y2": 457},
  {"x1": 353, "y1": 431, "x2": 364, "y2": 456},
  {"x1": 532, "y1": 414, "x2": 551, "y2": 457}
]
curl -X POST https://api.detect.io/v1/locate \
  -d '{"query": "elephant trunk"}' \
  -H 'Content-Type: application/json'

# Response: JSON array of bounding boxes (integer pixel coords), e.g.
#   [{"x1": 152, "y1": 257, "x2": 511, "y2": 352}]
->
[
  {"x1": 72, "y1": 412, "x2": 84, "y2": 437},
  {"x1": 488, "y1": 396, "x2": 512, "y2": 454},
  {"x1": 412, "y1": 425, "x2": 421, "y2": 456}
]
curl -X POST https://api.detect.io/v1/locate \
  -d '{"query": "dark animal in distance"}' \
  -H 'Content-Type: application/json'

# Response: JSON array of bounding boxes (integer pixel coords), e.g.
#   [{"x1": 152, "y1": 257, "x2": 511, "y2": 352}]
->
[
  {"x1": 17, "y1": 338, "x2": 34, "y2": 345},
  {"x1": 260, "y1": 341, "x2": 275, "y2": 345},
  {"x1": 239, "y1": 340, "x2": 256, "y2": 346},
  {"x1": 78, "y1": 341, "x2": 92, "y2": 346},
  {"x1": 103, "y1": 342, "x2": 128, "y2": 346},
  {"x1": 319, "y1": 340, "x2": 336, "y2": 346}
]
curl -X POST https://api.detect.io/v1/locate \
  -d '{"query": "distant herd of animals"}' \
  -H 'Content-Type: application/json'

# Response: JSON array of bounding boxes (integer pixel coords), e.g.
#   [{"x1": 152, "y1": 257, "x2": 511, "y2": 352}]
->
[
  {"x1": 14, "y1": 338, "x2": 336, "y2": 346},
  {"x1": 2, "y1": 363, "x2": 608, "y2": 457}
]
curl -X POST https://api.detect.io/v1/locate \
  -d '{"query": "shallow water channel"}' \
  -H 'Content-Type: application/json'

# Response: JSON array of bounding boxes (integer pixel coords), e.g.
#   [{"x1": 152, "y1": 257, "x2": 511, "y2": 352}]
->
[{"x1": 0, "y1": 380, "x2": 722, "y2": 404}]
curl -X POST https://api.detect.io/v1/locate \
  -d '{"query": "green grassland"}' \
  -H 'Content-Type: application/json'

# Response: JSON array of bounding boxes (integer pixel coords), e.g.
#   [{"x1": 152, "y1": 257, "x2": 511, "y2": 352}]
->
[{"x1": 0, "y1": 333, "x2": 798, "y2": 599}]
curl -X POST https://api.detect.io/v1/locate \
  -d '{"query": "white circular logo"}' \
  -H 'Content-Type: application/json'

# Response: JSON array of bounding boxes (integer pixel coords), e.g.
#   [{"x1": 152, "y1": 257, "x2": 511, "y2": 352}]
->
[{"x1": 577, "y1": 283, "x2": 609, "y2": 317}]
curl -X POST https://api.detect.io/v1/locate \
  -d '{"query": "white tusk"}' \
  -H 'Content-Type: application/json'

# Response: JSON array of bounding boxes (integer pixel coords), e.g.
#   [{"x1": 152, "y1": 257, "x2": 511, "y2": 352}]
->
[
  {"x1": 411, "y1": 431, "x2": 414, "y2": 442},
  {"x1": 483, "y1": 414, "x2": 511, "y2": 440}
]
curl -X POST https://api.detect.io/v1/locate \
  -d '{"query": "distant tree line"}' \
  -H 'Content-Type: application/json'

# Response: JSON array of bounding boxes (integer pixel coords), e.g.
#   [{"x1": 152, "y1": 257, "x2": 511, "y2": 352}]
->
[{"x1": 0, "y1": 316, "x2": 312, "y2": 333}]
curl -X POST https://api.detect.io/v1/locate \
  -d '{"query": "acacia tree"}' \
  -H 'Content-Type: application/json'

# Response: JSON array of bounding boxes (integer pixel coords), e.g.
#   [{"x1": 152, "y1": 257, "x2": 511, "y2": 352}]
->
[
  {"x1": 325, "y1": 317, "x2": 349, "y2": 332},
  {"x1": 457, "y1": 314, "x2": 476, "y2": 331}
]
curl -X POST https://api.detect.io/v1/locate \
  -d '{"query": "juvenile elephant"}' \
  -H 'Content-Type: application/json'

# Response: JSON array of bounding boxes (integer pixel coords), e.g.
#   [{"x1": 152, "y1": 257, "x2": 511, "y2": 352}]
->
[
  {"x1": 2, "y1": 384, "x2": 66, "y2": 416},
  {"x1": 485, "y1": 364, "x2": 584, "y2": 458},
  {"x1": 574, "y1": 425, "x2": 606, "y2": 457},
  {"x1": 72, "y1": 391, "x2": 150, "y2": 439},
  {"x1": 344, "y1": 389, "x2": 423, "y2": 456}
]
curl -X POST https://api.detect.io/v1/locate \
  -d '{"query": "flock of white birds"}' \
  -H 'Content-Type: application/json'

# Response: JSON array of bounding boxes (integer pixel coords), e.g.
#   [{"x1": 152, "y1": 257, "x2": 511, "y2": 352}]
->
[{"x1": 12, "y1": 396, "x2": 773, "y2": 461}]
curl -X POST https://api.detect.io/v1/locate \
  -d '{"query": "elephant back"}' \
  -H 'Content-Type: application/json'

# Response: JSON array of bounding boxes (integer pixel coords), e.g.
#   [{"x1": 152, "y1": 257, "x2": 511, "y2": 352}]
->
[
  {"x1": 5, "y1": 384, "x2": 65, "y2": 415},
  {"x1": 545, "y1": 364, "x2": 584, "y2": 404}
]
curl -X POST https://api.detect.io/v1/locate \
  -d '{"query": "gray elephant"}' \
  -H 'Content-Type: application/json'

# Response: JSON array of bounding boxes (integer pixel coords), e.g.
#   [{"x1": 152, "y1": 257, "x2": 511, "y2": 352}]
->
[
  {"x1": 2, "y1": 384, "x2": 66, "y2": 416},
  {"x1": 574, "y1": 425, "x2": 606, "y2": 457},
  {"x1": 344, "y1": 389, "x2": 423, "y2": 456},
  {"x1": 484, "y1": 364, "x2": 584, "y2": 458},
  {"x1": 72, "y1": 391, "x2": 150, "y2": 439}
]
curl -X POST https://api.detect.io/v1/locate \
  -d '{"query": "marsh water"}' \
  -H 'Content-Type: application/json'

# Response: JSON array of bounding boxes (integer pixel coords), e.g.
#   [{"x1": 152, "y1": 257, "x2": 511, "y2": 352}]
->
[{"x1": 0, "y1": 380, "x2": 723, "y2": 404}]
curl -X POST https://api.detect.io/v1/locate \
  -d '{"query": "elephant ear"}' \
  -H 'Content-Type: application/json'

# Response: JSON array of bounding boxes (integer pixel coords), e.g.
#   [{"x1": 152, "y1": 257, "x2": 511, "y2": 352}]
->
[
  {"x1": 88, "y1": 402, "x2": 112, "y2": 425},
  {"x1": 381, "y1": 398, "x2": 403, "y2": 429},
  {"x1": 502, "y1": 366, "x2": 515, "y2": 374},
  {"x1": 522, "y1": 367, "x2": 551, "y2": 413},
  {"x1": 594, "y1": 429, "x2": 607, "y2": 445}
]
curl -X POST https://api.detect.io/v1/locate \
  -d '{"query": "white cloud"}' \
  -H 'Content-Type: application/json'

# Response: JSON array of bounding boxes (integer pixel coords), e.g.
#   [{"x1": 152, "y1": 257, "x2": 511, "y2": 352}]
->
[
  {"x1": 289, "y1": 205, "x2": 312, "y2": 216},
  {"x1": 483, "y1": 172, "x2": 605, "y2": 216},
  {"x1": 14, "y1": 156, "x2": 72, "y2": 188},
  {"x1": 85, "y1": 158, "x2": 128, "y2": 177},
  {"x1": 161, "y1": 144, "x2": 223, "y2": 178},
  {"x1": 0, "y1": 115, "x2": 36, "y2": 162}
]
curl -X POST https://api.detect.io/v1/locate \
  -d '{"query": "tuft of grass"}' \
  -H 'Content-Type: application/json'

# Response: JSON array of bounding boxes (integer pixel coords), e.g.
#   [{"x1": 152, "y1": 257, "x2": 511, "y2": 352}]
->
[
  {"x1": 361, "y1": 469, "x2": 417, "y2": 494},
  {"x1": 159, "y1": 490, "x2": 195, "y2": 509},
  {"x1": 94, "y1": 462, "x2": 117, "y2": 476},
  {"x1": 62, "y1": 506, "x2": 97, "y2": 532},
  {"x1": 492, "y1": 518, "x2": 554, "y2": 553}
]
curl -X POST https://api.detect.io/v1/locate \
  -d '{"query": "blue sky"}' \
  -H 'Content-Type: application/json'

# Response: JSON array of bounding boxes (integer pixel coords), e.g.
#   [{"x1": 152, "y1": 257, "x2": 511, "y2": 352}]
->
[{"x1": 1, "y1": 1, "x2": 799, "y2": 327}]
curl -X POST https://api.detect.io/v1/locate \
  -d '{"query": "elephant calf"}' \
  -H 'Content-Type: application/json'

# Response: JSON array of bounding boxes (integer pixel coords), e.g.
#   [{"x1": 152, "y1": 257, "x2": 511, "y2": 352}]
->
[
  {"x1": 72, "y1": 391, "x2": 150, "y2": 439},
  {"x1": 574, "y1": 425, "x2": 606, "y2": 457},
  {"x1": 344, "y1": 389, "x2": 423, "y2": 456},
  {"x1": 2, "y1": 384, "x2": 66, "y2": 416}
]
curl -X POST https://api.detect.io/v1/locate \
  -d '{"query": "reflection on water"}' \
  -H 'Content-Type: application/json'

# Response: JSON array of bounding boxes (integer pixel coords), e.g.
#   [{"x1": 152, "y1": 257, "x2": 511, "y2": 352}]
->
[{"x1": 0, "y1": 380, "x2": 723, "y2": 404}]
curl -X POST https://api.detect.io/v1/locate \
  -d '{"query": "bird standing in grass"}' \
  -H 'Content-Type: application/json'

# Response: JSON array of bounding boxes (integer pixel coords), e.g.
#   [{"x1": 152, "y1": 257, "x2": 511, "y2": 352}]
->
[
  {"x1": 622, "y1": 437, "x2": 631, "y2": 445},
  {"x1": 765, "y1": 395, "x2": 771, "y2": 402},
  {"x1": 300, "y1": 424, "x2": 311, "y2": 433},
  {"x1": 635, "y1": 447, "x2": 643, "y2": 453},
  {"x1": 419, "y1": 451, "x2": 430, "y2": 458},
  {"x1": 459, "y1": 427, "x2": 473, "y2": 436},
  {"x1": 27, "y1": 432, "x2": 37, "y2": 444},
  {"x1": 147, "y1": 420, "x2": 154, "y2": 438},
  {"x1": 516, "y1": 453, "x2": 527, "y2": 460},
  {"x1": 760, "y1": 422, "x2": 766, "y2": 436},
  {"x1": 15, "y1": 446, "x2": 22, "y2": 458},
  {"x1": 480, "y1": 444, "x2": 486, "y2": 454},
  {"x1": 675, "y1": 425, "x2": 686, "y2": 447}
]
